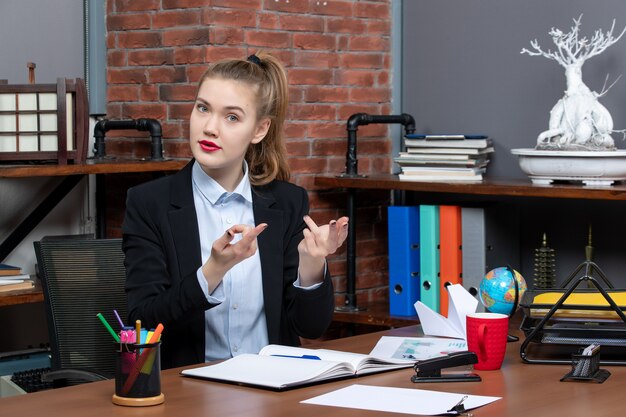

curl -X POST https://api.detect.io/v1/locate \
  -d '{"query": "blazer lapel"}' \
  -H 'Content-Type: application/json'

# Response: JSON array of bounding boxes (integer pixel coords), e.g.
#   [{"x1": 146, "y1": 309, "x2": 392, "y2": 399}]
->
[
  {"x1": 168, "y1": 161, "x2": 202, "y2": 276},
  {"x1": 167, "y1": 161, "x2": 205, "y2": 362},
  {"x1": 252, "y1": 187, "x2": 283, "y2": 342}
]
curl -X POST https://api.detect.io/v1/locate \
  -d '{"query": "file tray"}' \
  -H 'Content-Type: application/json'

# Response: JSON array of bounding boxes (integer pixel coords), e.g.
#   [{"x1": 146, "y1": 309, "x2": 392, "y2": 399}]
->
[{"x1": 519, "y1": 260, "x2": 626, "y2": 365}]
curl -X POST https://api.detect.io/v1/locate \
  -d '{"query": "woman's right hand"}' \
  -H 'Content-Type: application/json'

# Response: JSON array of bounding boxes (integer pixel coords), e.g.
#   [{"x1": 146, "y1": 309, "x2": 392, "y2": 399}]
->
[{"x1": 201, "y1": 223, "x2": 267, "y2": 292}]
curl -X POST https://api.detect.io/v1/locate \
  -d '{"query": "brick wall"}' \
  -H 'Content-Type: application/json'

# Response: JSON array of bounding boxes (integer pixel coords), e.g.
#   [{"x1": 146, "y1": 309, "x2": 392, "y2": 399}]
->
[{"x1": 104, "y1": 0, "x2": 393, "y2": 307}]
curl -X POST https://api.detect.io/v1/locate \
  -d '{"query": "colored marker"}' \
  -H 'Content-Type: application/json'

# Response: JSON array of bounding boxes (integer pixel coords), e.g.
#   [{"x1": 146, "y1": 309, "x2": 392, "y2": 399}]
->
[
  {"x1": 96, "y1": 313, "x2": 120, "y2": 343},
  {"x1": 113, "y1": 309, "x2": 125, "y2": 328},
  {"x1": 140, "y1": 324, "x2": 165, "y2": 375},
  {"x1": 135, "y1": 319, "x2": 141, "y2": 345},
  {"x1": 147, "y1": 323, "x2": 164, "y2": 344},
  {"x1": 120, "y1": 327, "x2": 135, "y2": 344}
]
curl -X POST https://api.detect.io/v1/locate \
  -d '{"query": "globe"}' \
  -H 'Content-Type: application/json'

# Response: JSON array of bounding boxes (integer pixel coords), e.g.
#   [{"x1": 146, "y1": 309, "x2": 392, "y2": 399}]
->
[{"x1": 479, "y1": 267, "x2": 527, "y2": 315}]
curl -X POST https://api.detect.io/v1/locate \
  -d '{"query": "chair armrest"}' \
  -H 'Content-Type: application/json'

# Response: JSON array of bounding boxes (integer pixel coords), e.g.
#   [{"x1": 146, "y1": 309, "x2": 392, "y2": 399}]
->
[{"x1": 41, "y1": 368, "x2": 110, "y2": 383}]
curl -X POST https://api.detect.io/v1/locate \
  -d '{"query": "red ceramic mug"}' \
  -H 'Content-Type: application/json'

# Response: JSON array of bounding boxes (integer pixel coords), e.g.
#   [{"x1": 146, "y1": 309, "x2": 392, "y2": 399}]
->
[{"x1": 466, "y1": 312, "x2": 509, "y2": 370}]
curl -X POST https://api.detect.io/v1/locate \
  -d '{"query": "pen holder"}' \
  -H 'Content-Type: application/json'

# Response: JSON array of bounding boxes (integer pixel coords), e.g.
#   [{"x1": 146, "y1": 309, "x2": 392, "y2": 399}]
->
[
  {"x1": 560, "y1": 347, "x2": 610, "y2": 383},
  {"x1": 112, "y1": 342, "x2": 165, "y2": 406}
]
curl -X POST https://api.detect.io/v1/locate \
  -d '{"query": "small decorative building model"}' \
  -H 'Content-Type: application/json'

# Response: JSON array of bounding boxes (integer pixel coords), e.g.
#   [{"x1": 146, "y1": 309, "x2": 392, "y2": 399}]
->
[{"x1": 0, "y1": 78, "x2": 89, "y2": 165}]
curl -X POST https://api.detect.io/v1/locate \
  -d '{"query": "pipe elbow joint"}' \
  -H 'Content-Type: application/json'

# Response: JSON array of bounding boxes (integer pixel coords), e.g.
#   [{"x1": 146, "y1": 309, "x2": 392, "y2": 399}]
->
[{"x1": 347, "y1": 113, "x2": 371, "y2": 131}]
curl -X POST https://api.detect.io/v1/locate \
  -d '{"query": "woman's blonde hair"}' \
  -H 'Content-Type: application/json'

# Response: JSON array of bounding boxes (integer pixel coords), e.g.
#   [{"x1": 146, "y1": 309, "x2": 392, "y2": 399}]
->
[{"x1": 197, "y1": 51, "x2": 290, "y2": 185}]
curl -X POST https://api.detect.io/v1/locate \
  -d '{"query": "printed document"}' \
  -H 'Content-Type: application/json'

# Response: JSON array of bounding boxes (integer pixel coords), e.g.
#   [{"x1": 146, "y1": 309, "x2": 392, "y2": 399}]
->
[{"x1": 302, "y1": 384, "x2": 500, "y2": 415}]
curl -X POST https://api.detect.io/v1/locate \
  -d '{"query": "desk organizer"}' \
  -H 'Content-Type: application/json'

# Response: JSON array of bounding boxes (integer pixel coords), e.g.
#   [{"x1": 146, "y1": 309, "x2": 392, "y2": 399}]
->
[
  {"x1": 560, "y1": 348, "x2": 611, "y2": 383},
  {"x1": 519, "y1": 260, "x2": 626, "y2": 365},
  {"x1": 112, "y1": 342, "x2": 164, "y2": 407}
]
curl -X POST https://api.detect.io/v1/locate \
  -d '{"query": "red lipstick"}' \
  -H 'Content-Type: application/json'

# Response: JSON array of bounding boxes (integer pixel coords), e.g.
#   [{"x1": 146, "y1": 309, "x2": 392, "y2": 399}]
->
[{"x1": 199, "y1": 140, "x2": 222, "y2": 152}]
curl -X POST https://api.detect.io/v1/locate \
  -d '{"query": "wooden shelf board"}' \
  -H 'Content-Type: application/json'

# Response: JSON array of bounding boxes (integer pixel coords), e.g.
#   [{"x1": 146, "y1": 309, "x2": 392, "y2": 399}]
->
[
  {"x1": 315, "y1": 174, "x2": 626, "y2": 201},
  {"x1": 333, "y1": 300, "x2": 419, "y2": 328},
  {"x1": 0, "y1": 158, "x2": 190, "y2": 178},
  {"x1": 0, "y1": 281, "x2": 43, "y2": 307}
]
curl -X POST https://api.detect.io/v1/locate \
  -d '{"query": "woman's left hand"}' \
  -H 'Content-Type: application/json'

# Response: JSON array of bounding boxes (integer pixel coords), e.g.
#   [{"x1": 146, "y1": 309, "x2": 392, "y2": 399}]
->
[{"x1": 297, "y1": 215, "x2": 349, "y2": 284}]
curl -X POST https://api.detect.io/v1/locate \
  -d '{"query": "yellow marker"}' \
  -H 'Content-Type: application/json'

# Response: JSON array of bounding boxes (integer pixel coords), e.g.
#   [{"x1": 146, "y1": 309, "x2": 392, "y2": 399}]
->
[
  {"x1": 141, "y1": 324, "x2": 164, "y2": 374},
  {"x1": 135, "y1": 319, "x2": 141, "y2": 345}
]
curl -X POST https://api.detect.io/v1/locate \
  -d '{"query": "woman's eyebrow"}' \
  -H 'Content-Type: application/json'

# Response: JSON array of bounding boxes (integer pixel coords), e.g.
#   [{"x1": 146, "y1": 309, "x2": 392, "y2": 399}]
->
[
  {"x1": 195, "y1": 98, "x2": 245, "y2": 114},
  {"x1": 224, "y1": 105, "x2": 245, "y2": 114}
]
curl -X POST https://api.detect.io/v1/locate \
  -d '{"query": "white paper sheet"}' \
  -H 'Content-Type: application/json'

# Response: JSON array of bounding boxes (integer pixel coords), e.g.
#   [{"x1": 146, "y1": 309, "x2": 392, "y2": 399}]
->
[
  {"x1": 369, "y1": 336, "x2": 467, "y2": 361},
  {"x1": 0, "y1": 279, "x2": 24, "y2": 285},
  {"x1": 414, "y1": 284, "x2": 478, "y2": 339},
  {"x1": 301, "y1": 384, "x2": 500, "y2": 415}
]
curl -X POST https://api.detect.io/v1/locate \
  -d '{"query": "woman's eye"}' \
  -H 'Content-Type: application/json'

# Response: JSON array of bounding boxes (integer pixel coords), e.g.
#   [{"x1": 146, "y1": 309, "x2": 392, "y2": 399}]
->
[
  {"x1": 226, "y1": 114, "x2": 239, "y2": 122},
  {"x1": 196, "y1": 103, "x2": 208, "y2": 112}
]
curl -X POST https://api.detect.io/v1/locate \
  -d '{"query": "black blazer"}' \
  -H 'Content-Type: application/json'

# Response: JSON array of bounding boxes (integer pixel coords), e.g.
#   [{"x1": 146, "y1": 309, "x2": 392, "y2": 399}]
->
[{"x1": 122, "y1": 161, "x2": 334, "y2": 369}]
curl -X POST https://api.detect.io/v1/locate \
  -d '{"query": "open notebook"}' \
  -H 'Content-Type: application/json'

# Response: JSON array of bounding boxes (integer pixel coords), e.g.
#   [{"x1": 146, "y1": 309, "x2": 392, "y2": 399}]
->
[{"x1": 181, "y1": 344, "x2": 413, "y2": 390}]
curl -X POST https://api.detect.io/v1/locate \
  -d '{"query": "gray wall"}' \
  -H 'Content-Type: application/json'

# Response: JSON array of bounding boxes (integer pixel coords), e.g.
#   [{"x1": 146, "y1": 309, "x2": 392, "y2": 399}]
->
[
  {"x1": 0, "y1": 0, "x2": 87, "y2": 354},
  {"x1": 0, "y1": 0, "x2": 84, "y2": 83},
  {"x1": 402, "y1": 0, "x2": 626, "y2": 179}
]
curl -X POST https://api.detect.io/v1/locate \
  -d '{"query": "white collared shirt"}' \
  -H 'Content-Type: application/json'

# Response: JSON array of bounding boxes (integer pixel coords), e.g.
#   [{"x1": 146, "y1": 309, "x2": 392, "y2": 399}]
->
[{"x1": 192, "y1": 161, "x2": 269, "y2": 361}]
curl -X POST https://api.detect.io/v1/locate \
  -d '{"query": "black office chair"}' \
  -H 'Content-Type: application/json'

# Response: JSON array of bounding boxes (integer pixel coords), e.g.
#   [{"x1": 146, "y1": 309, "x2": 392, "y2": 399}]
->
[{"x1": 34, "y1": 237, "x2": 128, "y2": 386}]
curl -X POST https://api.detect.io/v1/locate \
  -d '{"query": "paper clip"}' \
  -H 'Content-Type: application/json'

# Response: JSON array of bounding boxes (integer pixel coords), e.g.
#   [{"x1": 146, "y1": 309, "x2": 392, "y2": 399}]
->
[{"x1": 447, "y1": 395, "x2": 473, "y2": 416}]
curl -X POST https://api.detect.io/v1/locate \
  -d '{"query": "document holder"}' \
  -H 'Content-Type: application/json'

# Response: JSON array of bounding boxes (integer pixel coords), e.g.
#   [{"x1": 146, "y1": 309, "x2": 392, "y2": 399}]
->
[
  {"x1": 411, "y1": 351, "x2": 481, "y2": 383},
  {"x1": 519, "y1": 260, "x2": 626, "y2": 365}
]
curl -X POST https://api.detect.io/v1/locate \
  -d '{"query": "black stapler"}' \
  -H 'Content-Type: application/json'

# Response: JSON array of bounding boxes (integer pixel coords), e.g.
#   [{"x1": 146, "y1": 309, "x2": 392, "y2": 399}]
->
[{"x1": 411, "y1": 351, "x2": 481, "y2": 383}]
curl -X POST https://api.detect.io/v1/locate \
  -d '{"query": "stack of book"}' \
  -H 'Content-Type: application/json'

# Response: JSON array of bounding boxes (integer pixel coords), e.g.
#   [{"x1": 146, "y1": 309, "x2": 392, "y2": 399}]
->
[
  {"x1": 395, "y1": 134, "x2": 494, "y2": 181},
  {"x1": 0, "y1": 263, "x2": 34, "y2": 293}
]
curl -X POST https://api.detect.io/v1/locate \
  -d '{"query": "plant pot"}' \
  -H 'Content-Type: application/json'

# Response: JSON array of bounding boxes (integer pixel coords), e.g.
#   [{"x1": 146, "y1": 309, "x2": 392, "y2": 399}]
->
[{"x1": 510, "y1": 148, "x2": 626, "y2": 186}]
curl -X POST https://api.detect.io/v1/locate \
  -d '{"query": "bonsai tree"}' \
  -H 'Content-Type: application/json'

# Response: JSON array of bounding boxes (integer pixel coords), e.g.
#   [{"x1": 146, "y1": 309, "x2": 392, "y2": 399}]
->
[{"x1": 521, "y1": 16, "x2": 626, "y2": 150}]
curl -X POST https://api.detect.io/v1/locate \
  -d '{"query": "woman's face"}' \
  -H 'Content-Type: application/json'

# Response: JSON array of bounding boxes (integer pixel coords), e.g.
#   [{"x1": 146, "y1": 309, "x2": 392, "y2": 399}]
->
[{"x1": 189, "y1": 77, "x2": 269, "y2": 189}]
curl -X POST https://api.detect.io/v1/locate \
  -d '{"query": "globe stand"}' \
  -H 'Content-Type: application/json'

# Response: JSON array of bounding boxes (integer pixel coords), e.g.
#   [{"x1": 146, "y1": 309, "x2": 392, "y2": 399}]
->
[{"x1": 506, "y1": 265, "x2": 520, "y2": 343}]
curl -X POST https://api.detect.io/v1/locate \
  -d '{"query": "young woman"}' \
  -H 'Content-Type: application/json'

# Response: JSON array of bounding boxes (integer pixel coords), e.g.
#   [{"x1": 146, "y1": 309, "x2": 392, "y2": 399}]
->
[{"x1": 122, "y1": 52, "x2": 349, "y2": 369}]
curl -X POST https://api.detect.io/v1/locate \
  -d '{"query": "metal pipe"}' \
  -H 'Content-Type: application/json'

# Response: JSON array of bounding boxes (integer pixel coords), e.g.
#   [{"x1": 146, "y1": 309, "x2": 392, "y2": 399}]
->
[
  {"x1": 344, "y1": 188, "x2": 357, "y2": 308},
  {"x1": 93, "y1": 118, "x2": 164, "y2": 160},
  {"x1": 344, "y1": 113, "x2": 415, "y2": 177},
  {"x1": 340, "y1": 113, "x2": 416, "y2": 311}
]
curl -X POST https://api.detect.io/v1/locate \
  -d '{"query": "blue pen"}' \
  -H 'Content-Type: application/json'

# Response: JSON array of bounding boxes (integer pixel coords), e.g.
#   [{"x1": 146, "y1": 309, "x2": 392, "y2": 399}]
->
[{"x1": 271, "y1": 354, "x2": 321, "y2": 360}]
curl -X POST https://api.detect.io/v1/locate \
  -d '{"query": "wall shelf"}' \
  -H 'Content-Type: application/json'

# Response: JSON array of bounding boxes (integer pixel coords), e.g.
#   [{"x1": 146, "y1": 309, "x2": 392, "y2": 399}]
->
[
  {"x1": 0, "y1": 281, "x2": 43, "y2": 307},
  {"x1": 0, "y1": 158, "x2": 189, "y2": 178},
  {"x1": 316, "y1": 174, "x2": 626, "y2": 325},
  {"x1": 314, "y1": 174, "x2": 626, "y2": 201},
  {"x1": 1, "y1": 159, "x2": 189, "y2": 309},
  {"x1": 333, "y1": 301, "x2": 418, "y2": 328},
  {"x1": 1, "y1": 158, "x2": 190, "y2": 277}
]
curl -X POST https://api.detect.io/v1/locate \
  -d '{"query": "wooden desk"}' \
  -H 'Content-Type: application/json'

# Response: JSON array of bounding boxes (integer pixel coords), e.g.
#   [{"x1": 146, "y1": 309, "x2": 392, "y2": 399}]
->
[{"x1": 1, "y1": 325, "x2": 623, "y2": 416}]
